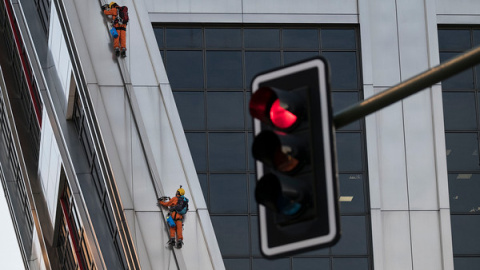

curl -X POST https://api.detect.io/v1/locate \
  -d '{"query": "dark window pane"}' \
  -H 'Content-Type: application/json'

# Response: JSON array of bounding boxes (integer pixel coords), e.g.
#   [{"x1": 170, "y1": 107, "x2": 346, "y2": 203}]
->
[
  {"x1": 208, "y1": 133, "x2": 246, "y2": 171},
  {"x1": 206, "y1": 51, "x2": 243, "y2": 89},
  {"x1": 209, "y1": 174, "x2": 248, "y2": 214},
  {"x1": 438, "y1": 29, "x2": 471, "y2": 51},
  {"x1": 245, "y1": 52, "x2": 281, "y2": 87},
  {"x1": 207, "y1": 92, "x2": 245, "y2": 130},
  {"x1": 247, "y1": 132, "x2": 255, "y2": 170},
  {"x1": 454, "y1": 257, "x2": 480, "y2": 270},
  {"x1": 250, "y1": 215, "x2": 261, "y2": 257},
  {"x1": 323, "y1": 52, "x2": 358, "y2": 89},
  {"x1": 339, "y1": 174, "x2": 365, "y2": 214},
  {"x1": 443, "y1": 92, "x2": 476, "y2": 130},
  {"x1": 153, "y1": 27, "x2": 164, "y2": 48},
  {"x1": 448, "y1": 173, "x2": 480, "y2": 213},
  {"x1": 166, "y1": 51, "x2": 204, "y2": 89},
  {"x1": 440, "y1": 53, "x2": 474, "y2": 89},
  {"x1": 249, "y1": 174, "x2": 257, "y2": 214},
  {"x1": 173, "y1": 92, "x2": 205, "y2": 130},
  {"x1": 252, "y1": 258, "x2": 290, "y2": 270},
  {"x1": 321, "y1": 29, "x2": 356, "y2": 50},
  {"x1": 445, "y1": 133, "x2": 480, "y2": 171},
  {"x1": 205, "y1": 28, "x2": 242, "y2": 48},
  {"x1": 246, "y1": 92, "x2": 253, "y2": 131},
  {"x1": 166, "y1": 28, "x2": 202, "y2": 48},
  {"x1": 185, "y1": 133, "x2": 207, "y2": 172},
  {"x1": 336, "y1": 132, "x2": 363, "y2": 172},
  {"x1": 333, "y1": 258, "x2": 369, "y2": 270},
  {"x1": 293, "y1": 258, "x2": 329, "y2": 270},
  {"x1": 451, "y1": 215, "x2": 480, "y2": 254},
  {"x1": 211, "y1": 216, "x2": 249, "y2": 257},
  {"x1": 244, "y1": 29, "x2": 280, "y2": 48},
  {"x1": 224, "y1": 259, "x2": 250, "y2": 270},
  {"x1": 474, "y1": 30, "x2": 480, "y2": 47},
  {"x1": 331, "y1": 216, "x2": 368, "y2": 255},
  {"x1": 282, "y1": 29, "x2": 319, "y2": 49},
  {"x1": 332, "y1": 91, "x2": 361, "y2": 130},
  {"x1": 284, "y1": 51, "x2": 319, "y2": 66}
]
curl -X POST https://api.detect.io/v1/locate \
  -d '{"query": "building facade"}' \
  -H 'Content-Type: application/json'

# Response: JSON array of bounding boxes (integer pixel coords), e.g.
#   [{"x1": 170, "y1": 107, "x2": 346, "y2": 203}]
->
[{"x1": 0, "y1": 0, "x2": 478, "y2": 269}]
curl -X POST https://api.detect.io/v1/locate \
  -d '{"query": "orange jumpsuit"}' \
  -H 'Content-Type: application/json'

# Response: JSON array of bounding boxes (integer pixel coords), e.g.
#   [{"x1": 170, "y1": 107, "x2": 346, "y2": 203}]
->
[
  {"x1": 103, "y1": 8, "x2": 127, "y2": 51},
  {"x1": 159, "y1": 196, "x2": 183, "y2": 240}
]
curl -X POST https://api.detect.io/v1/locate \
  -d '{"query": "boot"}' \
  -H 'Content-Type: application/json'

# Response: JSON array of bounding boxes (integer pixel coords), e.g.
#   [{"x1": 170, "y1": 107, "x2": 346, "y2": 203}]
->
[
  {"x1": 176, "y1": 239, "x2": 183, "y2": 249},
  {"x1": 115, "y1": 48, "x2": 120, "y2": 57},
  {"x1": 167, "y1": 238, "x2": 175, "y2": 247},
  {"x1": 121, "y1": 48, "x2": 126, "y2": 58}
]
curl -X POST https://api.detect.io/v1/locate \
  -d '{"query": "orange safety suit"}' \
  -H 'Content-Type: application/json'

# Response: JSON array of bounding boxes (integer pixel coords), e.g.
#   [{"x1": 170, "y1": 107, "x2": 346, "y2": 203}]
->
[
  {"x1": 103, "y1": 7, "x2": 127, "y2": 51},
  {"x1": 159, "y1": 196, "x2": 183, "y2": 240}
]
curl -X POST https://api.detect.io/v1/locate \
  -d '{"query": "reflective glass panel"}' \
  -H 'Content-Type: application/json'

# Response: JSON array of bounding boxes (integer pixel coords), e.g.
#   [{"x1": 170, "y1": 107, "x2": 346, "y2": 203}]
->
[
  {"x1": 454, "y1": 257, "x2": 480, "y2": 270},
  {"x1": 224, "y1": 259, "x2": 250, "y2": 270},
  {"x1": 445, "y1": 133, "x2": 480, "y2": 171},
  {"x1": 245, "y1": 52, "x2": 281, "y2": 87},
  {"x1": 282, "y1": 29, "x2": 319, "y2": 49},
  {"x1": 451, "y1": 215, "x2": 480, "y2": 254},
  {"x1": 438, "y1": 29, "x2": 471, "y2": 51},
  {"x1": 442, "y1": 92, "x2": 476, "y2": 130},
  {"x1": 448, "y1": 173, "x2": 480, "y2": 213},
  {"x1": 173, "y1": 92, "x2": 205, "y2": 130},
  {"x1": 284, "y1": 51, "x2": 319, "y2": 66},
  {"x1": 206, "y1": 51, "x2": 243, "y2": 89},
  {"x1": 166, "y1": 28, "x2": 202, "y2": 48},
  {"x1": 321, "y1": 29, "x2": 356, "y2": 50},
  {"x1": 292, "y1": 258, "x2": 329, "y2": 270},
  {"x1": 336, "y1": 132, "x2": 363, "y2": 172},
  {"x1": 331, "y1": 216, "x2": 368, "y2": 255},
  {"x1": 332, "y1": 92, "x2": 361, "y2": 130},
  {"x1": 440, "y1": 53, "x2": 474, "y2": 90},
  {"x1": 185, "y1": 133, "x2": 207, "y2": 172},
  {"x1": 207, "y1": 92, "x2": 245, "y2": 130},
  {"x1": 244, "y1": 29, "x2": 280, "y2": 48},
  {"x1": 205, "y1": 28, "x2": 242, "y2": 48},
  {"x1": 208, "y1": 133, "x2": 246, "y2": 171},
  {"x1": 333, "y1": 258, "x2": 369, "y2": 270},
  {"x1": 209, "y1": 174, "x2": 248, "y2": 214},
  {"x1": 252, "y1": 258, "x2": 290, "y2": 270},
  {"x1": 166, "y1": 51, "x2": 204, "y2": 89},
  {"x1": 339, "y1": 174, "x2": 365, "y2": 214},
  {"x1": 322, "y1": 52, "x2": 358, "y2": 89},
  {"x1": 212, "y1": 216, "x2": 250, "y2": 257},
  {"x1": 153, "y1": 28, "x2": 164, "y2": 48}
]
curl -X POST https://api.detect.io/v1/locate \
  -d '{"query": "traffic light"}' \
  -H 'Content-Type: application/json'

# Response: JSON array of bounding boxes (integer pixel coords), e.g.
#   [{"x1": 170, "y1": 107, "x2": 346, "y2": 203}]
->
[{"x1": 250, "y1": 57, "x2": 340, "y2": 257}]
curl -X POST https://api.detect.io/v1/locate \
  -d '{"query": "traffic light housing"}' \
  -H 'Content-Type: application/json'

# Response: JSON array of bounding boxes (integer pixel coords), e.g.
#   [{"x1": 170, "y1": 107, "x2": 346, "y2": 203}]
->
[{"x1": 250, "y1": 57, "x2": 340, "y2": 257}]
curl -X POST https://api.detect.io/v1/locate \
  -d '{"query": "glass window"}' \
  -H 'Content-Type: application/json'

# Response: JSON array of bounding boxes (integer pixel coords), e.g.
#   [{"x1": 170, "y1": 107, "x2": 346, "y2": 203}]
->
[
  {"x1": 244, "y1": 29, "x2": 280, "y2": 48},
  {"x1": 438, "y1": 29, "x2": 471, "y2": 51},
  {"x1": 224, "y1": 259, "x2": 251, "y2": 270},
  {"x1": 208, "y1": 133, "x2": 246, "y2": 171},
  {"x1": 205, "y1": 28, "x2": 242, "y2": 48},
  {"x1": 185, "y1": 133, "x2": 207, "y2": 172},
  {"x1": 322, "y1": 52, "x2": 358, "y2": 90},
  {"x1": 321, "y1": 29, "x2": 356, "y2": 50},
  {"x1": 448, "y1": 173, "x2": 480, "y2": 213},
  {"x1": 445, "y1": 133, "x2": 480, "y2": 171},
  {"x1": 442, "y1": 92, "x2": 476, "y2": 130},
  {"x1": 211, "y1": 216, "x2": 250, "y2": 257},
  {"x1": 173, "y1": 92, "x2": 205, "y2": 130},
  {"x1": 250, "y1": 215, "x2": 261, "y2": 257},
  {"x1": 207, "y1": 92, "x2": 245, "y2": 130},
  {"x1": 166, "y1": 51, "x2": 204, "y2": 89},
  {"x1": 249, "y1": 174, "x2": 258, "y2": 214},
  {"x1": 339, "y1": 174, "x2": 365, "y2": 214},
  {"x1": 333, "y1": 258, "x2": 369, "y2": 270},
  {"x1": 252, "y1": 258, "x2": 290, "y2": 270},
  {"x1": 451, "y1": 215, "x2": 480, "y2": 254},
  {"x1": 198, "y1": 174, "x2": 208, "y2": 203},
  {"x1": 331, "y1": 216, "x2": 368, "y2": 255},
  {"x1": 165, "y1": 28, "x2": 202, "y2": 48},
  {"x1": 282, "y1": 29, "x2": 319, "y2": 49},
  {"x1": 440, "y1": 53, "x2": 474, "y2": 90},
  {"x1": 292, "y1": 258, "x2": 329, "y2": 270},
  {"x1": 153, "y1": 28, "x2": 164, "y2": 48},
  {"x1": 284, "y1": 51, "x2": 319, "y2": 66},
  {"x1": 454, "y1": 257, "x2": 480, "y2": 270},
  {"x1": 336, "y1": 132, "x2": 363, "y2": 172},
  {"x1": 209, "y1": 174, "x2": 248, "y2": 214},
  {"x1": 206, "y1": 51, "x2": 243, "y2": 89},
  {"x1": 332, "y1": 92, "x2": 361, "y2": 130},
  {"x1": 245, "y1": 52, "x2": 281, "y2": 87}
]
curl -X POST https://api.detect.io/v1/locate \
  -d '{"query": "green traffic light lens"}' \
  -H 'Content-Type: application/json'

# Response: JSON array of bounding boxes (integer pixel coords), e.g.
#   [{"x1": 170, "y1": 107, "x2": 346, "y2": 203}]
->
[{"x1": 270, "y1": 99, "x2": 298, "y2": 130}]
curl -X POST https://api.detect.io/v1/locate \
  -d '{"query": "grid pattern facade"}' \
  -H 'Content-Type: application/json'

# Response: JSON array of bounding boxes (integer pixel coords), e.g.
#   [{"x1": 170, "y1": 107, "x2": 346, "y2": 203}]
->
[
  {"x1": 154, "y1": 25, "x2": 372, "y2": 270},
  {"x1": 439, "y1": 27, "x2": 480, "y2": 269}
]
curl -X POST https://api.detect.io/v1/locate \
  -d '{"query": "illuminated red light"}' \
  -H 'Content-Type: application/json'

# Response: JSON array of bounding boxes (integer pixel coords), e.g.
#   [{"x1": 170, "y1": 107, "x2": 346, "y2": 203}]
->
[{"x1": 270, "y1": 99, "x2": 297, "y2": 129}]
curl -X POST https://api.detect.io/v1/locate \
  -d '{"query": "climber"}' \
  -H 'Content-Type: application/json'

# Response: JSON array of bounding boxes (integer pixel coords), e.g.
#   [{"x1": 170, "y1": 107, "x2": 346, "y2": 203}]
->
[
  {"x1": 158, "y1": 186, "x2": 189, "y2": 248},
  {"x1": 101, "y1": 2, "x2": 129, "y2": 57}
]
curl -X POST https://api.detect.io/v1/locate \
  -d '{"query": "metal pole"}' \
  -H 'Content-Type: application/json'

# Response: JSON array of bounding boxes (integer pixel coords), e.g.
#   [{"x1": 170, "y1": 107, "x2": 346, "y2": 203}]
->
[{"x1": 333, "y1": 45, "x2": 480, "y2": 129}]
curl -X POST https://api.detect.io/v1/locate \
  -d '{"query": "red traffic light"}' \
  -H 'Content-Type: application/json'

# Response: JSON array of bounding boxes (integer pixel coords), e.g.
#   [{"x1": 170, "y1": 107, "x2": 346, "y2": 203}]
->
[{"x1": 249, "y1": 86, "x2": 302, "y2": 130}]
